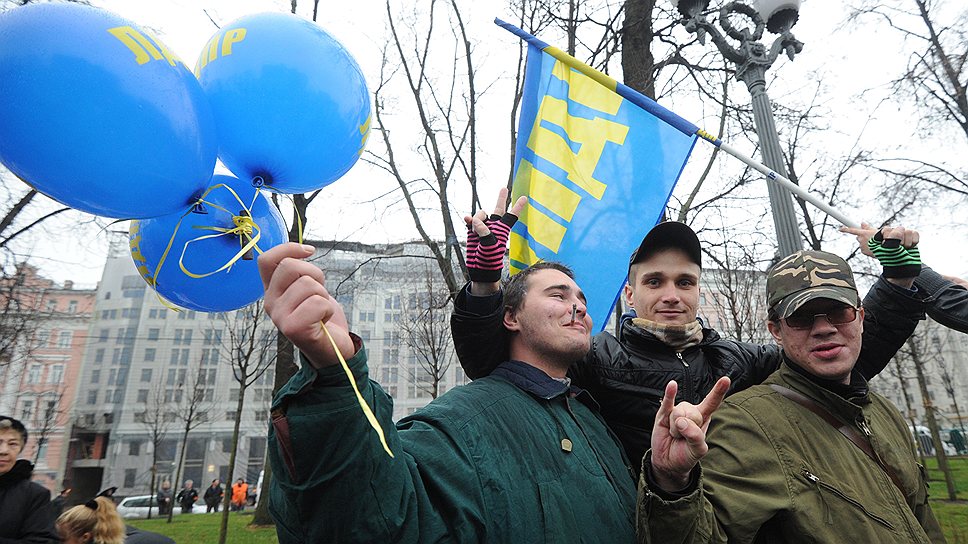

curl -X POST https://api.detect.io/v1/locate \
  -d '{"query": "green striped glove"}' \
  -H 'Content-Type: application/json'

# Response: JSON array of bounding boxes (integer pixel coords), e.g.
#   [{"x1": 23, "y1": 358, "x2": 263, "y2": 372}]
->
[{"x1": 868, "y1": 231, "x2": 921, "y2": 278}]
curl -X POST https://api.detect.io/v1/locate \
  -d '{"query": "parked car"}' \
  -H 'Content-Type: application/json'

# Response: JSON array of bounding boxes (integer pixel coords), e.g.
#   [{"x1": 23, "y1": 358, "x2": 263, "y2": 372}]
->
[{"x1": 116, "y1": 495, "x2": 196, "y2": 519}]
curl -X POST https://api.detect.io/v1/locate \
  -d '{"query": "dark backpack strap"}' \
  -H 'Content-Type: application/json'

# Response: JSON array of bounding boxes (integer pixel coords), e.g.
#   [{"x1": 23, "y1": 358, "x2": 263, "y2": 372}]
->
[{"x1": 770, "y1": 384, "x2": 906, "y2": 495}]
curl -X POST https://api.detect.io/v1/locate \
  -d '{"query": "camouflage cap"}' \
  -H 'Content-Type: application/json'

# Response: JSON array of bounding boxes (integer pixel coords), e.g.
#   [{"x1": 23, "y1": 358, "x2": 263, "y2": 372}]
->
[{"x1": 766, "y1": 250, "x2": 860, "y2": 320}]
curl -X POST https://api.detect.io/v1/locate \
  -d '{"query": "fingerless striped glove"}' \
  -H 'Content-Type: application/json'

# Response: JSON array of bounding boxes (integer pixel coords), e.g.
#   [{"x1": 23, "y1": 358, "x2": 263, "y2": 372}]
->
[
  {"x1": 466, "y1": 212, "x2": 518, "y2": 283},
  {"x1": 868, "y1": 231, "x2": 921, "y2": 278}
]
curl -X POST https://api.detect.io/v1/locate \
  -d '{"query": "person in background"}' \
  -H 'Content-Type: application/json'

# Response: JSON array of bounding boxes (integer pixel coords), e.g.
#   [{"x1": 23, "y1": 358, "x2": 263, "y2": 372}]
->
[
  {"x1": 0, "y1": 415, "x2": 59, "y2": 543},
  {"x1": 155, "y1": 481, "x2": 173, "y2": 516},
  {"x1": 203, "y1": 478, "x2": 223, "y2": 513},
  {"x1": 175, "y1": 479, "x2": 198, "y2": 514},
  {"x1": 56, "y1": 496, "x2": 126, "y2": 544},
  {"x1": 230, "y1": 478, "x2": 248, "y2": 512}
]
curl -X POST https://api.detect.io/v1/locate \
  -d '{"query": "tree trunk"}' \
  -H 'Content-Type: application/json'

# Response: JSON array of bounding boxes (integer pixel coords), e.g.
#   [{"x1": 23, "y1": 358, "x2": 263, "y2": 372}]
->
[
  {"x1": 621, "y1": 0, "x2": 657, "y2": 98},
  {"x1": 250, "y1": 458, "x2": 274, "y2": 526},
  {"x1": 147, "y1": 457, "x2": 157, "y2": 520},
  {"x1": 218, "y1": 387, "x2": 247, "y2": 543},
  {"x1": 908, "y1": 338, "x2": 957, "y2": 500},
  {"x1": 167, "y1": 422, "x2": 192, "y2": 523}
]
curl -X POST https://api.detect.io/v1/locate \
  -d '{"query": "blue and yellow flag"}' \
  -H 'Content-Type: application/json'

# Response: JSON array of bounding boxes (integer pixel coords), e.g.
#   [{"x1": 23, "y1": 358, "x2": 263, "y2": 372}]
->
[{"x1": 499, "y1": 20, "x2": 704, "y2": 331}]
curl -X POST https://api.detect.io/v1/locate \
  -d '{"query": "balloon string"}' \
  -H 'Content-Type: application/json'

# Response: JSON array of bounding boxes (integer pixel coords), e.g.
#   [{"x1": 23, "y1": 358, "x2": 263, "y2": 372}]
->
[
  {"x1": 263, "y1": 189, "x2": 379, "y2": 453},
  {"x1": 176, "y1": 184, "x2": 269, "y2": 279},
  {"x1": 263, "y1": 187, "x2": 305, "y2": 244},
  {"x1": 319, "y1": 321, "x2": 394, "y2": 458}
]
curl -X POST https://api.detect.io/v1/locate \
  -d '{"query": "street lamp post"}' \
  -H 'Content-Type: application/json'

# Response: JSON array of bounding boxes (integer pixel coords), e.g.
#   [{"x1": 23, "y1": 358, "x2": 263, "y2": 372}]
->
[{"x1": 672, "y1": 0, "x2": 805, "y2": 257}]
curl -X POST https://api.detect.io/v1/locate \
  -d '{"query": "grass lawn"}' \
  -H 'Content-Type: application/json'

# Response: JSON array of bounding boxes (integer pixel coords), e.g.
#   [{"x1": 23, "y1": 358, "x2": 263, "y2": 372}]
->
[
  {"x1": 128, "y1": 460, "x2": 968, "y2": 544},
  {"x1": 926, "y1": 455, "x2": 968, "y2": 543},
  {"x1": 127, "y1": 512, "x2": 277, "y2": 544}
]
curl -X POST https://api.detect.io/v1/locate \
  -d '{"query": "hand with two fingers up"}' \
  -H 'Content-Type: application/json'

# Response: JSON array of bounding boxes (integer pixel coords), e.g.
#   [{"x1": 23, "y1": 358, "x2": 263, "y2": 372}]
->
[
  {"x1": 648, "y1": 376, "x2": 731, "y2": 492},
  {"x1": 464, "y1": 187, "x2": 527, "y2": 295}
]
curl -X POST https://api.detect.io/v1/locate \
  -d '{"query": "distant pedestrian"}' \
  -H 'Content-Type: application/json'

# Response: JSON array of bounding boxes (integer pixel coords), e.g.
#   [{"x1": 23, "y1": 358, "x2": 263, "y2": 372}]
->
[
  {"x1": 175, "y1": 480, "x2": 198, "y2": 514},
  {"x1": 0, "y1": 415, "x2": 59, "y2": 543},
  {"x1": 155, "y1": 481, "x2": 173, "y2": 516},
  {"x1": 56, "y1": 495, "x2": 125, "y2": 544},
  {"x1": 230, "y1": 478, "x2": 248, "y2": 512},
  {"x1": 203, "y1": 479, "x2": 223, "y2": 513}
]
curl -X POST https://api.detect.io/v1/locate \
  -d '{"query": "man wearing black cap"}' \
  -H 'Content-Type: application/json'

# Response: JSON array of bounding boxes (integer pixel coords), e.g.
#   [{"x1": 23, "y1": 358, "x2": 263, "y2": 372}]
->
[
  {"x1": 639, "y1": 250, "x2": 945, "y2": 543},
  {"x1": 0, "y1": 415, "x2": 59, "y2": 543},
  {"x1": 452, "y1": 196, "x2": 931, "y2": 472}
]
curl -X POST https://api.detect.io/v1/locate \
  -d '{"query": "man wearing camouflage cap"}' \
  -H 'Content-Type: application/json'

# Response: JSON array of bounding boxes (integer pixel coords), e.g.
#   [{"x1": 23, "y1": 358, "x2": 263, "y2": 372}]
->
[{"x1": 638, "y1": 250, "x2": 946, "y2": 543}]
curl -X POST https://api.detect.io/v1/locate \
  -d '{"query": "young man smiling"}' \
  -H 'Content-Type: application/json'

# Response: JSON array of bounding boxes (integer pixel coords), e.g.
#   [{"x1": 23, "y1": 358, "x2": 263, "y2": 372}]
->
[{"x1": 452, "y1": 195, "x2": 931, "y2": 472}]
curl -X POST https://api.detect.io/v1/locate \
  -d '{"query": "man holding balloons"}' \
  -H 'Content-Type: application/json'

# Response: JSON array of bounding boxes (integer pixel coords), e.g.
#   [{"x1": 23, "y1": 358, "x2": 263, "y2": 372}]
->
[{"x1": 259, "y1": 241, "x2": 637, "y2": 543}]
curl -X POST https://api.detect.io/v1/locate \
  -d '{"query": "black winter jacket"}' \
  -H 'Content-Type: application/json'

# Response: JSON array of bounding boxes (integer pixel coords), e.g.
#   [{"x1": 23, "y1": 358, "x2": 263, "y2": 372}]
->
[
  {"x1": 0, "y1": 460, "x2": 58, "y2": 544},
  {"x1": 451, "y1": 275, "x2": 927, "y2": 470},
  {"x1": 917, "y1": 266, "x2": 968, "y2": 333}
]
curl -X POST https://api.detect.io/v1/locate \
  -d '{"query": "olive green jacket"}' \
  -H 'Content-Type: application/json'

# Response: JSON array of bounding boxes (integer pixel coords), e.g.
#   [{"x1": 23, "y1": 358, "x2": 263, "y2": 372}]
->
[{"x1": 638, "y1": 363, "x2": 946, "y2": 543}]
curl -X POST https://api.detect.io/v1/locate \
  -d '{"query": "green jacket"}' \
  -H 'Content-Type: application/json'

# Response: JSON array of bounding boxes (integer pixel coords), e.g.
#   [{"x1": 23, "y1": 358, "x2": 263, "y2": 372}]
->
[
  {"x1": 268, "y1": 345, "x2": 636, "y2": 543},
  {"x1": 638, "y1": 363, "x2": 946, "y2": 544}
]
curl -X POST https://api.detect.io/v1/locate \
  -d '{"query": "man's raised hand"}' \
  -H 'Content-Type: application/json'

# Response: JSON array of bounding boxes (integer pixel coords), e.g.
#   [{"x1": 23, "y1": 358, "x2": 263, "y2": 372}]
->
[
  {"x1": 258, "y1": 243, "x2": 355, "y2": 368},
  {"x1": 464, "y1": 187, "x2": 527, "y2": 295},
  {"x1": 649, "y1": 377, "x2": 730, "y2": 492}
]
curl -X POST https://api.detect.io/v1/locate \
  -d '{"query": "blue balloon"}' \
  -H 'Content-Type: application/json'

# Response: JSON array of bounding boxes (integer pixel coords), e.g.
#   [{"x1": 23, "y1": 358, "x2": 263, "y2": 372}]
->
[
  {"x1": 195, "y1": 12, "x2": 370, "y2": 194},
  {"x1": 0, "y1": 3, "x2": 217, "y2": 219},
  {"x1": 129, "y1": 175, "x2": 287, "y2": 312}
]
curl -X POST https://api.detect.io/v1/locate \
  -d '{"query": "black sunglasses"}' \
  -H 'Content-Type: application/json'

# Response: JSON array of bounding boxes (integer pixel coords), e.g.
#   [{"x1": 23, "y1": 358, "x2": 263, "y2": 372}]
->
[{"x1": 784, "y1": 305, "x2": 858, "y2": 330}]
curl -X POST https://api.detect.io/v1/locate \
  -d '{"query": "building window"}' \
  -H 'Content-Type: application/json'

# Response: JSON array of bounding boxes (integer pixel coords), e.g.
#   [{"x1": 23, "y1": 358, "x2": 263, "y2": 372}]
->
[
  {"x1": 57, "y1": 330, "x2": 73, "y2": 349},
  {"x1": 67, "y1": 300, "x2": 78, "y2": 313},
  {"x1": 129, "y1": 441, "x2": 142, "y2": 456},
  {"x1": 98, "y1": 329, "x2": 108, "y2": 343},
  {"x1": 48, "y1": 364, "x2": 64, "y2": 384},
  {"x1": 35, "y1": 331, "x2": 50, "y2": 348},
  {"x1": 123, "y1": 469, "x2": 136, "y2": 488},
  {"x1": 225, "y1": 411, "x2": 237, "y2": 422},
  {"x1": 144, "y1": 348, "x2": 156, "y2": 362},
  {"x1": 26, "y1": 364, "x2": 42, "y2": 384},
  {"x1": 137, "y1": 389, "x2": 148, "y2": 403},
  {"x1": 94, "y1": 349, "x2": 105, "y2": 363},
  {"x1": 87, "y1": 391, "x2": 98, "y2": 405},
  {"x1": 255, "y1": 410, "x2": 268, "y2": 421},
  {"x1": 147, "y1": 328, "x2": 160, "y2": 341},
  {"x1": 20, "y1": 399, "x2": 34, "y2": 422},
  {"x1": 140, "y1": 368, "x2": 152, "y2": 382},
  {"x1": 45, "y1": 299, "x2": 57, "y2": 312}
]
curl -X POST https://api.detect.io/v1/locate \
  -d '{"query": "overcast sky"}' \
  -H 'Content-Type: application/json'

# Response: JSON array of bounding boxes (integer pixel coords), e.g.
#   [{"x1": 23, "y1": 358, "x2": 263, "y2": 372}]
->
[{"x1": 3, "y1": 0, "x2": 965, "y2": 288}]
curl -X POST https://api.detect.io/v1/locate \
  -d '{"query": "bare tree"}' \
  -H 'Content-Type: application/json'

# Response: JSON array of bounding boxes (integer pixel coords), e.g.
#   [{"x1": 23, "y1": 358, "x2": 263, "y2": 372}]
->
[
  {"x1": 366, "y1": 0, "x2": 485, "y2": 298},
  {"x1": 137, "y1": 385, "x2": 174, "y2": 520},
  {"x1": 167, "y1": 364, "x2": 219, "y2": 523},
  {"x1": 700, "y1": 237, "x2": 772, "y2": 344},
  {"x1": 29, "y1": 388, "x2": 64, "y2": 465},
  {"x1": 216, "y1": 305, "x2": 277, "y2": 544},
  {"x1": 398, "y1": 265, "x2": 455, "y2": 400},
  {"x1": 901, "y1": 333, "x2": 957, "y2": 501}
]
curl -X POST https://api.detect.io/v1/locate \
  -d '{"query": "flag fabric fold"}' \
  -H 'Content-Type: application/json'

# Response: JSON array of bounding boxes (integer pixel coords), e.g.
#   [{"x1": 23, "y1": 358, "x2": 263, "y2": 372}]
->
[{"x1": 500, "y1": 19, "x2": 701, "y2": 330}]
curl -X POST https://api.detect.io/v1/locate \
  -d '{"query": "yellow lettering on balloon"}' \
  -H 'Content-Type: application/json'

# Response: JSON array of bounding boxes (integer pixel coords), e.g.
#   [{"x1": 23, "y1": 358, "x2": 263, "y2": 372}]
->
[
  {"x1": 194, "y1": 36, "x2": 219, "y2": 76},
  {"x1": 108, "y1": 26, "x2": 162, "y2": 66},
  {"x1": 128, "y1": 222, "x2": 153, "y2": 282},
  {"x1": 221, "y1": 28, "x2": 247, "y2": 57}
]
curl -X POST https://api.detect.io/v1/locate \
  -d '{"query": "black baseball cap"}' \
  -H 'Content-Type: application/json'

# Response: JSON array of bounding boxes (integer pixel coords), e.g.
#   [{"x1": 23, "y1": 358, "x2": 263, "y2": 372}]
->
[{"x1": 628, "y1": 221, "x2": 702, "y2": 276}]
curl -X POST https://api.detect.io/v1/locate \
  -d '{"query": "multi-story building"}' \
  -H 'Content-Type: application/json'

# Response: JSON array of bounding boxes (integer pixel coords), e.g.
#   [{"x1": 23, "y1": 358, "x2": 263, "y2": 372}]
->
[
  {"x1": 67, "y1": 235, "x2": 470, "y2": 500},
  {"x1": 67, "y1": 235, "x2": 276, "y2": 501},
  {"x1": 0, "y1": 263, "x2": 96, "y2": 493}
]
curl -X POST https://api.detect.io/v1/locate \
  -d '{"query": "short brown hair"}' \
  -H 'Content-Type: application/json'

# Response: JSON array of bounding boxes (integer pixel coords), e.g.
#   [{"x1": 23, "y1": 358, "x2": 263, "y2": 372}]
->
[{"x1": 504, "y1": 262, "x2": 575, "y2": 316}]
